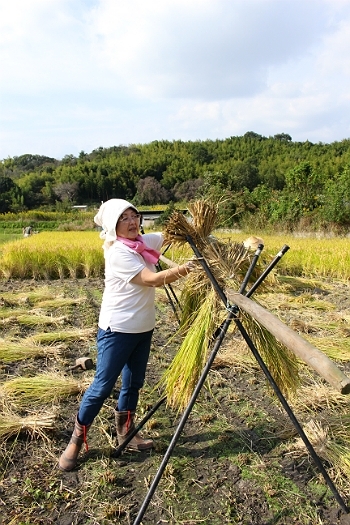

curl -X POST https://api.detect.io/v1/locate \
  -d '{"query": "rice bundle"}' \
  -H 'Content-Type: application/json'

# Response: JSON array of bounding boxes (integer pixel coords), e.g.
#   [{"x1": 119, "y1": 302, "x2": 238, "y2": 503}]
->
[
  {"x1": 241, "y1": 314, "x2": 300, "y2": 397},
  {"x1": 0, "y1": 412, "x2": 55, "y2": 441},
  {"x1": 161, "y1": 289, "x2": 220, "y2": 409},
  {"x1": 1, "y1": 373, "x2": 88, "y2": 407},
  {"x1": 0, "y1": 339, "x2": 60, "y2": 363},
  {"x1": 290, "y1": 379, "x2": 349, "y2": 413},
  {"x1": 161, "y1": 199, "x2": 300, "y2": 410},
  {"x1": 163, "y1": 200, "x2": 217, "y2": 251},
  {"x1": 28, "y1": 328, "x2": 95, "y2": 345},
  {"x1": 288, "y1": 414, "x2": 350, "y2": 485},
  {"x1": 1, "y1": 312, "x2": 67, "y2": 327}
]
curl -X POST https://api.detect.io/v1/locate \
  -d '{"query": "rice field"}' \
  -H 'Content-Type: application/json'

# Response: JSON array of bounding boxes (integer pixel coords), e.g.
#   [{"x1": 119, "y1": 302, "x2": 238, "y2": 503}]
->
[
  {"x1": 0, "y1": 230, "x2": 349, "y2": 281},
  {"x1": 0, "y1": 231, "x2": 104, "y2": 279},
  {"x1": 217, "y1": 232, "x2": 350, "y2": 280}
]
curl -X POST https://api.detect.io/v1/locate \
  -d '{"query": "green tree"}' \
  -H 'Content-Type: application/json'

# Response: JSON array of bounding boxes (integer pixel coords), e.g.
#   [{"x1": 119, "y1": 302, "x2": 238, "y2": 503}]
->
[
  {"x1": 0, "y1": 176, "x2": 22, "y2": 212},
  {"x1": 227, "y1": 159, "x2": 260, "y2": 191},
  {"x1": 321, "y1": 167, "x2": 350, "y2": 225},
  {"x1": 274, "y1": 133, "x2": 292, "y2": 142},
  {"x1": 284, "y1": 161, "x2": 324, "y2": 213}
]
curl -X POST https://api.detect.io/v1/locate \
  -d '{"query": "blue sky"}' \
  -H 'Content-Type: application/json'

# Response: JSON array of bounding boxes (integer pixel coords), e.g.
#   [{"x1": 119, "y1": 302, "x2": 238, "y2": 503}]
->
[{"x1": 1, "y1": 0, "x2": 350, "y2": 160}]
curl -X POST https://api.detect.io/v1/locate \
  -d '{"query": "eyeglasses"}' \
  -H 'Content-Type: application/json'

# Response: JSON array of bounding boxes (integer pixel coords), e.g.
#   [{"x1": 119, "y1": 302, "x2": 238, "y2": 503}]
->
[{"x1": 118, "y1": 213, "x2": 141, "y2": 223}]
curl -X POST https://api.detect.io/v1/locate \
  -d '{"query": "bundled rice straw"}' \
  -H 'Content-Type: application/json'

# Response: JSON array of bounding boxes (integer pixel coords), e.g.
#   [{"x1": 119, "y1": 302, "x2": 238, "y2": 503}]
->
[
  {"x1": 28, "y1": 328, "x2": 95, "y2": 345},
  {"x1": 163, "y1": 200, "x2": 217, "y2": 251},
  {"x1": 290, "y1": 378, "x2": 349, "y2": 413},
  {"x1": 0, "y1": 411, "x2": 55, "y2": 441},
  {"x1": 241, "y1": 313, "x2": 300, "y2": 397},
  {"x1": 286, "y1": 415, "x2": 350, "y2": 485},
  {"x1": 0, "y1": 339, "x2": 59, "y2": 363},
  {"x1": 1, "y1": 372, "x2": 88, "y2": 407},
  {"x1": 161, "y1": 199, "x2": 300, "y2": 410},
  {"x1": 161, "y1": 289, "x2": 219, "y2": 409}
]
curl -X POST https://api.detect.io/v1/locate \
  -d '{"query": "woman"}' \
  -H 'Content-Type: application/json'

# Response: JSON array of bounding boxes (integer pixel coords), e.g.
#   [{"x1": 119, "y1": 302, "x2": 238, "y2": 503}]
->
[{"x1": 59, "y1": 199, "x2": 192, "y2": 471}]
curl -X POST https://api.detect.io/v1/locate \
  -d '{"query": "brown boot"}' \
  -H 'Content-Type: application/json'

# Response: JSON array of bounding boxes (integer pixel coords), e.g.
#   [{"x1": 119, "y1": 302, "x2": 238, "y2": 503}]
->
[
  {"x1": 58, "y1": 416, "x2": 90, "y2": 471},
  {"x1": 115, "y1": 410, "x2": 153, "y2": 451}
]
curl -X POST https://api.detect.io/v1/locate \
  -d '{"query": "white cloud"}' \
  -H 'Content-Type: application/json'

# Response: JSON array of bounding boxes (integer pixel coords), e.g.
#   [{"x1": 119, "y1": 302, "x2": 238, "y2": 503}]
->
[
  {"x1": 86, "y1": 0, "x2": 330, "y2": 99},
  {"x1": 0, "y1": 0, "x2": 100, "y2": 94},
  {"x1": 1, "y1": 0, "x2": 350, "y2": 158}
]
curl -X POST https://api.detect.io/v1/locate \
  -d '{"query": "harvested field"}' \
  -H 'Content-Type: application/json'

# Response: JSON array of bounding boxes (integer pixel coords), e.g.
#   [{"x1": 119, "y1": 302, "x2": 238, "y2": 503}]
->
[{"x1": 0, "y1": 275, "x2": 350, "y2": 525}]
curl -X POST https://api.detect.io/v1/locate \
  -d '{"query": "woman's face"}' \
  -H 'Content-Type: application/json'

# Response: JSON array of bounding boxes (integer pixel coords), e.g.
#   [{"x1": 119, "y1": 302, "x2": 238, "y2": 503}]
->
[{"x1": 116, "y1": 208, "x2": 141, "y2": 240}]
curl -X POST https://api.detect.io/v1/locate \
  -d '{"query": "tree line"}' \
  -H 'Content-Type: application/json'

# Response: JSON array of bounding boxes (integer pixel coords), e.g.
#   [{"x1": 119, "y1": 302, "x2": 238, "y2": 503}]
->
[{"x1": 1, "y1": 132, "x2": 350, "y2": 231}]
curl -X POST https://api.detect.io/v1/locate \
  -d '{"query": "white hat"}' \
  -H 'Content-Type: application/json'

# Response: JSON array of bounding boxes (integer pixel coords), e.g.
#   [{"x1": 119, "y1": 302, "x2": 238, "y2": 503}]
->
[
  {"x1": 94, "y1": 199, "x2": 139, "y2": 242},
  {"x1": 243, "y1": 236, "x2": 264, "y2": 251}
]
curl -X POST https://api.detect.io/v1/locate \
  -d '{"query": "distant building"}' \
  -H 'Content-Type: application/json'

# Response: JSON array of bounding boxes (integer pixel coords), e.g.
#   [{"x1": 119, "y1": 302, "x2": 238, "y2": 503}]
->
[{"x1": 72, "y1": 205, "x2": 88, "y2": 211}]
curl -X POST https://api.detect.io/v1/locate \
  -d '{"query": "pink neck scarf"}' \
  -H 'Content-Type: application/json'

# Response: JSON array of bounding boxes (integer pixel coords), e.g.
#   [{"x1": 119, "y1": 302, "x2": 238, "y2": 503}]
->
[{"x1": 117, "y1": 235, "x2": 160, "y2": 264}]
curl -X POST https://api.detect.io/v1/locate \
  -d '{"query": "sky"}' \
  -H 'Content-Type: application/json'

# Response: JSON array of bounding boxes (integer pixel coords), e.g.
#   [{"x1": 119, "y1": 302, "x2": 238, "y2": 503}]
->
[{"x1": 1, "y1": 0, "x2": 350, "y2": 160}]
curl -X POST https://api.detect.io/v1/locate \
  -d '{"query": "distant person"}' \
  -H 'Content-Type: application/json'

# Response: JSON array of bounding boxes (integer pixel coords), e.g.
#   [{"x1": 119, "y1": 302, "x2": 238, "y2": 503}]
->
[
  {"x1": 23, "y1": 226, "x2": 32, "y2": 238},
  {"x1": 59, "y1": 198, "x2": 194, "y2": 471}
]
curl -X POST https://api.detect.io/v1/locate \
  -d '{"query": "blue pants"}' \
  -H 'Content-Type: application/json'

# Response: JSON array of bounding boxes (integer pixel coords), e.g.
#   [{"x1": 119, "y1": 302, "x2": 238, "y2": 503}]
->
[{"x1": 78, "y1": 327, "x2": 153, "y2": 426}]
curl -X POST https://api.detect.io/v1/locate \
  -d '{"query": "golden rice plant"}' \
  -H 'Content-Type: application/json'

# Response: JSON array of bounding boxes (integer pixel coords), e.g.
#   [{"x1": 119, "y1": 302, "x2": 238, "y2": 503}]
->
[
  {"x1": 161, "y1": 199, "x2": 300, "y2": 410},
  {"x1": 1, "y1": 373, "x2": 88, "y2": 407},
  {"x1": 0, "y1": 339, "x2": 60, "y2": 363},
  {"x1": 1, "y1": 230, "x2": 348, "y2": 280},
  {"x1": 82, "y1": 247, "x2": 104, "y2": 278},
  {"x1": 219, "y1": 233, "x2": 350, "y2": 280},
  {"x1": 281, "y1": 237, "x2": 350, "y2": 280},
  {"x1": 0, "y1": 232, "x2": 104, "y2": 280}
]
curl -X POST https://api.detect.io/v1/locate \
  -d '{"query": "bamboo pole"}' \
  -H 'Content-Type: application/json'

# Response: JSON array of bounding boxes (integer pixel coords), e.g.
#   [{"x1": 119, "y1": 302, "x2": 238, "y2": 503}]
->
[{"x1": 227, "y1": 291, "x2": 350, "y2": 395}]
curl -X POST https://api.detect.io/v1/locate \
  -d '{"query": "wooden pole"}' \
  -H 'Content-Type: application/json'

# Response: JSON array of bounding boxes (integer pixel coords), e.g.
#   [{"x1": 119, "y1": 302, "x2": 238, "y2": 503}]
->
[{"x1": 227, "y1": 291, "x2": 350, "y2": 395}]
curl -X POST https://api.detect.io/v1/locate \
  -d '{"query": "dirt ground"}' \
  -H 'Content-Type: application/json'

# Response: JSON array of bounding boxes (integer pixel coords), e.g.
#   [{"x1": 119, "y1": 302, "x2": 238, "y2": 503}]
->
[{"x1": 0, "y1": 276, "x2": 350, "y2": 525}]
